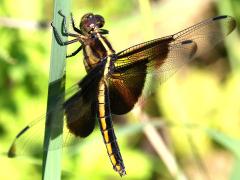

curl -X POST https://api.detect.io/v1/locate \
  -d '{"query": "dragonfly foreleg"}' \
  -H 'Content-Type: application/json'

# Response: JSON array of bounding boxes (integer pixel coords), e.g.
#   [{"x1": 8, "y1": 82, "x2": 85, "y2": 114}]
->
[
  {"x1": 70, "y1": 13, "x2": 82, "y2": 34},
  {"x1": 51, "y1": 22, "x2": 79, "y2": 46},
  {"x1": 57, "y1": 10, "x2": 79, "y2": 38},
  {"x1": 67, "y1": 45, "x2": 83, "y2": 58}
]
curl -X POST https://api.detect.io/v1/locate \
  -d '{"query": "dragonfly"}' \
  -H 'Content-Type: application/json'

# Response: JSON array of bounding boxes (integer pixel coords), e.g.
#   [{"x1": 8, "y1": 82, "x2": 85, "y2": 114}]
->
[{"x1": 8, "y1": 11, "x2": 236, "y2": 176}]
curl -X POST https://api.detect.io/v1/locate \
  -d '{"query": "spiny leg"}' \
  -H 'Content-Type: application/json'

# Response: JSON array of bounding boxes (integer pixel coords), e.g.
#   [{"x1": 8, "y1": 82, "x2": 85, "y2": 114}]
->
[
  {"x1": 70, "y1": 13, "x2": 82, "y2": 34},
  {"x1": 58, "y1": 10, "x2": 79, "y2": 37},
  {"x1": 99, "y1": 29, "x2": 109, "y2": 35},
  {"x1": 51, "y1": 22, "x2": 79, "y2": 46},
  {"x1": 58, "y1": 10, "x2": 82, "y2": 58},
  {"x1": 67, "y1": 45, "x2": 83, "y2": 58},
  {"x1": 57, "y1": 11, "x2": 83, "y2": 57},
  {"x1": 51, "y1": 10, "x2": 83, "y2": 46}
]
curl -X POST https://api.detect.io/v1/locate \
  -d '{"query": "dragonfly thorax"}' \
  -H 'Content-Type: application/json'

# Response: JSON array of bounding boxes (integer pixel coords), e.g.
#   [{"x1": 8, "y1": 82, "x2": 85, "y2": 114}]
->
[{"x1": 82, "y1": 34, "x2": 115, "y2": 72}]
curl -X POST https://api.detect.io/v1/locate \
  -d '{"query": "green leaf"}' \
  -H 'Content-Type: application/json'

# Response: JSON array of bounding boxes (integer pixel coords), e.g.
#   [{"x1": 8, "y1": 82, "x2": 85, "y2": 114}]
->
[{"x1": 42, "y1": 1, "x2": 71, "y2": 180}]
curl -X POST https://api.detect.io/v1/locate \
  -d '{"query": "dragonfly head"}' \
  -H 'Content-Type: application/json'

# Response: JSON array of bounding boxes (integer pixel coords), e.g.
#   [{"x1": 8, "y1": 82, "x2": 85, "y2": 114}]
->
[{"x1": 80, "y1": 13, "x2": 105, "y2": 35}]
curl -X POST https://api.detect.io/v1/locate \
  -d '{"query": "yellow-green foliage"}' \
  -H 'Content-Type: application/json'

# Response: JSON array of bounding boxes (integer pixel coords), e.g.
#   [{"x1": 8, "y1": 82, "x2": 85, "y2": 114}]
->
[{"x1": 0, "y1": 0, "x2": 240, "y2": 179}]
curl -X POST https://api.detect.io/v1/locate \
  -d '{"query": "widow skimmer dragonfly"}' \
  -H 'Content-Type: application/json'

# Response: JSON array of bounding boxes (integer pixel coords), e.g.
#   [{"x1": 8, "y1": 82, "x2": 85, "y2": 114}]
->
[{"x1": 8, "y1": 11, "x2": 236, "y2": 176}]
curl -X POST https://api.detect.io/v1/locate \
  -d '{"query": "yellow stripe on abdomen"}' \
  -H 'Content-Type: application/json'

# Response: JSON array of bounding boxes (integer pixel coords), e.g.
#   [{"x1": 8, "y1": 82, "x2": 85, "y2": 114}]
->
[
  {"x1": 102, "y1": 130, "x2": 110, "y2": 143},
  {"x1": 106, "y1": 143, "x2": 113, "y2": 155},
  {"x1": 98, "y1": 103, "x2": 105, "y2": 117},
  {"x1": 97, "y1": 78, "x2": 126, "y2": 176},
  {"x1": 99, "y1": 117, "x2": 107, "y2": 130}
]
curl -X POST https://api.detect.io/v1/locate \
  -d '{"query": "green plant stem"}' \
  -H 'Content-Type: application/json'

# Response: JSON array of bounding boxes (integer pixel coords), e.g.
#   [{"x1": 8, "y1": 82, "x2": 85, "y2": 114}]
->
[{"x1": 42, "y1": 0, "x2": 70, "y2": 180}]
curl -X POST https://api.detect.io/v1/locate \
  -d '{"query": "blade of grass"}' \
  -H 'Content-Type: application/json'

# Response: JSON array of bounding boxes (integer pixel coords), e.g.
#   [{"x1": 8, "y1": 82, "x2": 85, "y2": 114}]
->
[
  {"x1": 205, "y1": 128, "x2": 240, "y2": 180},
  {"x1": 205, "y1": 128, "x2": 240, "y2": 159},
  {"x1": 42, "y1": 1, "x2": 71, "y2": 180}
]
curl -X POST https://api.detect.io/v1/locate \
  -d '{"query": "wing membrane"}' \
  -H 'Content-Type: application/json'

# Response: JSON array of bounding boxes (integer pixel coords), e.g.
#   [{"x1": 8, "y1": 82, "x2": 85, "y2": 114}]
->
[
  {"x1": 115, "y1": 15, "x2": 235, "y2": 74},
  {"x1": 172, "y1": 15, "x2": 236, "y2": 56},
  {"x1": 64, "y1": 63, "x2": 104, "y2": 137},
  {"x1": 109, "y1": 15, "x2": 236, "y2": 114},
  {"x1": 8, "y1": 63, "x2": 105, "y2": 157}
]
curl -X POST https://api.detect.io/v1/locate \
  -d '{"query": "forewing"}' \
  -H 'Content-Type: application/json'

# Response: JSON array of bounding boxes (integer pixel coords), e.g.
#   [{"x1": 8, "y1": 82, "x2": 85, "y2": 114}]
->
[
  {"x1": 172, "y1": 15, "x2": 236, "y2": 57},
  {"x1": 109, "y1": 15, "x2": 236, "y2": 115}
]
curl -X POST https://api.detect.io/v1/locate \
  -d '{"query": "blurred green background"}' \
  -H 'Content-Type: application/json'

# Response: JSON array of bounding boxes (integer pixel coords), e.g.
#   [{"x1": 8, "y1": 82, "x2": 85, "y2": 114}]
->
[{"x1": 0, "y1": 0, "x2": 240, "y2": 179}]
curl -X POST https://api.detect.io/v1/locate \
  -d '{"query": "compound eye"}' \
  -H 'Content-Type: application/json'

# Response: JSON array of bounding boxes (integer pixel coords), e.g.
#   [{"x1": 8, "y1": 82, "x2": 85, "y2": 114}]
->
[
  {"x1": 95, "y1": 15, "x2": 105, "y2": 28},
  {"x1": 87, "y1": 14, "x2": 93, "y2": 19}
]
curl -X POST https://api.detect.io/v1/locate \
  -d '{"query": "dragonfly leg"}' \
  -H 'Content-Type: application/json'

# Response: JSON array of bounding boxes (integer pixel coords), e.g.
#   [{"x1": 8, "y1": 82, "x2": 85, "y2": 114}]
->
[
  {"x1": 66, "y1": 45, "x2": 83, "y2": 58},
  {"x1": 51, "y1": 22, "x2": 79, "y2": 46},
  {"x1": 70, "y1": 13, "x2": 82, "y2": 34},
  {"x1": 58, "y1": 10, "x2": 79, "y2": 37}
]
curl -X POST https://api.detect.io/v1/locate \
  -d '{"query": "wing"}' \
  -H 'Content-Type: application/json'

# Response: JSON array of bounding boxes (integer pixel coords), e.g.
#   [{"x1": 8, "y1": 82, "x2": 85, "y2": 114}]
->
[
  {"x1": 64, "y1": 62, "x2": 104, "y2": 137},
  {"x1": 109, "y1": 15, "x2": 236, "y2": 115},
  {"x1": 8, "y1": 62, "x2": 105, "y2": 157}
]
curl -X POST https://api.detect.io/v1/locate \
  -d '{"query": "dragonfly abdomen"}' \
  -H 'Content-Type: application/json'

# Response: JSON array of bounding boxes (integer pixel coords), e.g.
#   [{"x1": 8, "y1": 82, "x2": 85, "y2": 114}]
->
[{"x1": 97, "y1": 80, "x2": 126, "y2": 176}]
